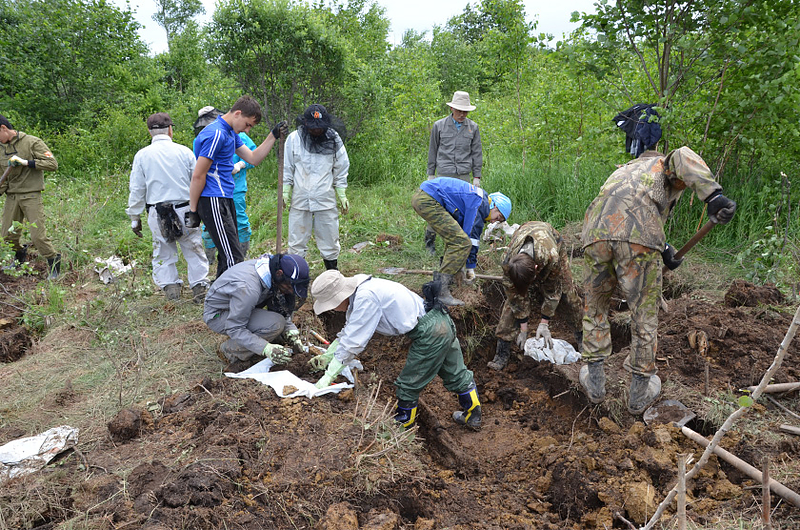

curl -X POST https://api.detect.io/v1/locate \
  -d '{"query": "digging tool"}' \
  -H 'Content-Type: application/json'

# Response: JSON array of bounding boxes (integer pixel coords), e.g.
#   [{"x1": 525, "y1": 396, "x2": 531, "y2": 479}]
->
[
  {"x1": 276, "y1": 131, "x2": 286, "y2": 254},
  {"x1": 662, "y1": 220, "x2": 716, "y2": 275},
  {"x1": 378, "y1": 267, "x2": 503, "y2": 281},
  {"x1": 660, "y1": 220, "x2": 717, "y2": 311},
  {"x1": 310, "y1": 329, "x2": 330, "y2": 345},
  {"x1": 0, "y1": 165, "x2": 12, "y2": 190},
  {"x1": 644, "y1": 400, "x2": 800, "y2": 508}
]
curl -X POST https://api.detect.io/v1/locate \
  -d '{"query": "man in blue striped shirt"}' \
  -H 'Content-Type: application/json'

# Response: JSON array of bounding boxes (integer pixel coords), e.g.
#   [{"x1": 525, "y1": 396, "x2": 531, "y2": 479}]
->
[{"x1": 187, "y1": 96, "x2": 287, "y2": 279}]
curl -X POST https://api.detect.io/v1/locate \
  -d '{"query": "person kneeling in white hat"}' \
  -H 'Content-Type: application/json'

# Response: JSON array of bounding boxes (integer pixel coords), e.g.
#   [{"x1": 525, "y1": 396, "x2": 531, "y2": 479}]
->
[{"x1": 310, "y1": 270, "x2": 482, "y2": 431}]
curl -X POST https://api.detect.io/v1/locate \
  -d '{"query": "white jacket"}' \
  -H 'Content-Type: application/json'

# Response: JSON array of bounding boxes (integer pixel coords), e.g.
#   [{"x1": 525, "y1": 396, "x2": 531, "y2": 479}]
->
[{"x1": 283, "y1": 129, "x2": 349, "y2": 212}]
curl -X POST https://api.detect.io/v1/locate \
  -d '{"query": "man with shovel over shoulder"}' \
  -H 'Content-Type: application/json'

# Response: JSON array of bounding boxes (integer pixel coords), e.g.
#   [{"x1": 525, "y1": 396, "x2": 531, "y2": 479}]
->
[
  {"x1": 580, "y1": 146, "x2": 736, "y2": 415},
  {"x1": 489, "y1": 221, "x2": 583, "y2": 371},
  {"x1": 310, "y1": 270, "x2": 482, "y2": 431},
  {"x1": 0, "y1": 114, "x2": 61, "y2": 279}
]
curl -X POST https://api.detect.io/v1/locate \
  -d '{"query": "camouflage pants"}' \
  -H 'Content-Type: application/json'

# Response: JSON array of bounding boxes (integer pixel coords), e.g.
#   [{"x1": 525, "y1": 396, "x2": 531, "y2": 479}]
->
[
  {"x1": 581, "y1": 241, "x2": 661, "y2": 376},
  {"x1": 495, "y1": 273, "x2": 583, "y2": 342},
  {"x1": 412, "y1": 189, "x2": 471, "y2": 275}
]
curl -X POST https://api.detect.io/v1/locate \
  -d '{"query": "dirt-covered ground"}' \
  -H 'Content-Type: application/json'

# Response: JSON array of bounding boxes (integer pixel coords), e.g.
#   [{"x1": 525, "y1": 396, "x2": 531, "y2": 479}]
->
[{"x1": 1, "y1": 268, "x2": 800, "y2": 529}]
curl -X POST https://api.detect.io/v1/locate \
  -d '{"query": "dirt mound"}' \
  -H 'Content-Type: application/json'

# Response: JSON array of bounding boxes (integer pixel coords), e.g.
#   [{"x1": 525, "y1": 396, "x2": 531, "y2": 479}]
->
[
  {"x1": 724, "y1": 278, "x2": 785, "y2": 307},
  {"x1": 2, "y1": 284, "x2": 800, "y2": 529}
]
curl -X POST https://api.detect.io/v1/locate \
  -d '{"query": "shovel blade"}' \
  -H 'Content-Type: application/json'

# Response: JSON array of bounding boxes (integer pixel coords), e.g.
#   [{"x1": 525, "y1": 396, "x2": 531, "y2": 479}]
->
[
  {"x1": 643, "y1": 399, "x2": 696, "y2": 427},
  {"x1": 378, "y1": 267, "x2": 405, "y2": 275}
]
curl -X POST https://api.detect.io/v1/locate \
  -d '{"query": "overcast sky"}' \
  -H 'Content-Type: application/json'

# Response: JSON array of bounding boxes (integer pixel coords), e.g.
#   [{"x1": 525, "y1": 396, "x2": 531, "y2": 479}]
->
[{"x1": 122, "y1": 0, "x2": 597, "y2": 55}]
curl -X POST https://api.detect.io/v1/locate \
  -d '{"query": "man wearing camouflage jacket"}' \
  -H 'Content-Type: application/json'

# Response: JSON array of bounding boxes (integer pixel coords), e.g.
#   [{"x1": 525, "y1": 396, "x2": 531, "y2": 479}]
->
[
  {"x1": 580, "y1": 147, "x2": 737, "y2": 415},
  {"x1": 0, "y1": 114, "x2": 61, "y2": 279},
  {"x1": 489, "y1": 221, "x2": 582, "y2": 371}
]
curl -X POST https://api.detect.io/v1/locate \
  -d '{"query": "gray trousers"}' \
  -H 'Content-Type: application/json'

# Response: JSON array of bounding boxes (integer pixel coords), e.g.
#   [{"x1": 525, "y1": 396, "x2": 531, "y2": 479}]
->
[{"x1": 205, "y1": 308, "x2": 287, "y2": 346}]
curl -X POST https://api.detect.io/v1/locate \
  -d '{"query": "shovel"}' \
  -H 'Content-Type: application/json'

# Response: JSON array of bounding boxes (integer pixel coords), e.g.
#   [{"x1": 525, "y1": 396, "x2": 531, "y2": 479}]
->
[
  {"x1": 377, "y1": 267, "x2": 503, "y2": 281},
  {"x1": 644, "y1": 399, "x2": 800, "y2": 508},
  {"x1": 662, "y1": 220, "x2": 716, "y2": 275}
]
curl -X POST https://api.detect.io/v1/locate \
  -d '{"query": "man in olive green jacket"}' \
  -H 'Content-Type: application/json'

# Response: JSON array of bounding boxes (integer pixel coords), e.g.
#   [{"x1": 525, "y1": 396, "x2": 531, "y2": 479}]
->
[{"x1": 0, "y1": 114, "x2": 61, "y2": 279}]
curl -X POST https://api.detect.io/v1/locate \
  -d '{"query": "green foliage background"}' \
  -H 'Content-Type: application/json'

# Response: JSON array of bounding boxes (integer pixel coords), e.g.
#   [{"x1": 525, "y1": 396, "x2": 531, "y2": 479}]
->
[{"x1": 0, "y1": 0, "x2": 799, "y2": 290}]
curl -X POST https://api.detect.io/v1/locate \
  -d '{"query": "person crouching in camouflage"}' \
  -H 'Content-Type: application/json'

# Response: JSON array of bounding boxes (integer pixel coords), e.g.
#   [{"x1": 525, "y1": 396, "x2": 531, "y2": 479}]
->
[
  {"x1": 580, "y1": 146, "x2": 737, "y2": 415},
  {"x1": 489, "y1": 221, "x2": 583, "y2": 370}
]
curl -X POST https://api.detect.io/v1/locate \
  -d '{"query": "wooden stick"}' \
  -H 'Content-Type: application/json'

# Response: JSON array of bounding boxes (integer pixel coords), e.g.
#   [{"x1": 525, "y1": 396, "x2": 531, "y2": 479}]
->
[
  {"x1": 704, "y1": 361, "x2": 710, "y2": 396},
  {"x1": 766, "y1": 395, "x2": 800, "y2": 421},
  {"x1": 779, "y1": 424, "x2": 800, "y2": 436},
  {"x1": 380, "y1": 268, "x2": 503, "y2": 281},
  {"x1": 744, "y1": 382, "x2": 800, "y2": 394},
  {"x1": 644, "y1": 303, "x2": 800, "y2": 528},
  {"x1": 763, "y1": 457, "x2": 772, "y2": 530},
  {"x1": 680, "y1": 425, "x2": 800, "y2": 508},
  {"x1": 677, "y1": 454, "x2": 688, "y2": 530}
]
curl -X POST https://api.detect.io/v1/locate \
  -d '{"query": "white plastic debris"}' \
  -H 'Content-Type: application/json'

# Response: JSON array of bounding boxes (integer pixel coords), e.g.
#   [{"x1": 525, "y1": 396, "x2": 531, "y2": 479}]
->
[
  {"x1": 0, "y1": 426, "x2": 79, "y2": 483},
  {"x1": 94, "y1": 256, "x2": 136, "y2": 284},
  {"x1": 350, "y1": 241, "x2": 374, "y2": 253},
  {"x1": 524, "y1": 337, "x2": 581, "y2": 365},
  {"x1": 225, "y1": 357, "x2": 358, "y2": 399},
  {"x1": 482, "y1": 221, "x2": 519, "y2": 242}
]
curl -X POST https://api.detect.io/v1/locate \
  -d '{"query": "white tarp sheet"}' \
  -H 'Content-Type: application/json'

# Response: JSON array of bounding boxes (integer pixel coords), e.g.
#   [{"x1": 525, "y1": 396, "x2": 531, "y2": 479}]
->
[
  {"x1": 524, "y1": 337, "x2": 581, "y2": 365},
  {"x1": 0, "y1": 425, "x2": 79, "y2": 483},
  {"x1": 225, "y1": 358, "x2": 355, "y2": 398}
]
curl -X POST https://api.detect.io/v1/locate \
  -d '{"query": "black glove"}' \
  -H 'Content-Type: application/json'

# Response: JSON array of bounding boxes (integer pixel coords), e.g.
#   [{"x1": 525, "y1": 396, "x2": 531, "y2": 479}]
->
[
  {"x1": 661, "y1": 243, "x2": 683, "y2": 270},
  {"x1": 271, "y1": 120, "x2": 288, "y2": 140},
  {"x1": 131, "y1": 218, "x2": 143, "y2": 238},
  {"x1": 184, "y1": 210, "x2": 201, "y2": 228},
  {"x1": 705, "y1": 191, "x2": 736, "y2": 224}
]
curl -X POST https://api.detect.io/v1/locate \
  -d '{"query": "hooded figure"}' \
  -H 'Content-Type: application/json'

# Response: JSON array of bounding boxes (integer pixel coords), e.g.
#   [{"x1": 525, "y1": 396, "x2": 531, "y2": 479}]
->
[{"x1": 283, "y1": 104, "x2": 350, "y2": 271}]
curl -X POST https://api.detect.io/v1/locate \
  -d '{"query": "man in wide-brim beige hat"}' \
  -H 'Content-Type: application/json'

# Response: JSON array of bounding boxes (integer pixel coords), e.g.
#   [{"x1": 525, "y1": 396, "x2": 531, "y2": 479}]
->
[
  {"x1": 308, "y1": 270, "x2": 483, "y2": 431},
  {"x1": 425, "y1": 90, "x2": 484, "y2": 259},
  {"x1": 446, "y1": 91, "x2": 477, "y2": 112}
]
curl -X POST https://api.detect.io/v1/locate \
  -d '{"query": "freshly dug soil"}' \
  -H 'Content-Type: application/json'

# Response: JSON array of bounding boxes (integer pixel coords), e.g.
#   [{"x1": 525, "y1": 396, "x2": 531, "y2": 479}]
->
[{"x1": 2, "y1": 278, "x2": 800, "y2": 529}]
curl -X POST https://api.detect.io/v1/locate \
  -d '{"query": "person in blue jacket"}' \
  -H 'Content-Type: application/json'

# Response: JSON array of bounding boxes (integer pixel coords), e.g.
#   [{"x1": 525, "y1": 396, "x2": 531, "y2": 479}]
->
[{"x1": 412, "y1": 176, "x2": 511, "y2": 306}]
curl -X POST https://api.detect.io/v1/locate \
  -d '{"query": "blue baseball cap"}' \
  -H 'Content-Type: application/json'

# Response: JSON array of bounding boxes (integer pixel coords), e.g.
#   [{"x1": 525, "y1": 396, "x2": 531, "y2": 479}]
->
[{"x1": 280, "y1": 254, "x2": 310, "y2": 299}]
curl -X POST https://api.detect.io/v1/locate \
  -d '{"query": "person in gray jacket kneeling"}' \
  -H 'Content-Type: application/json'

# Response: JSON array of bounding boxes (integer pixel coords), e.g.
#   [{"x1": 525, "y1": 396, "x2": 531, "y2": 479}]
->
[{"x1": 203, "y1": 253, "x2": 309, "y2": 366}]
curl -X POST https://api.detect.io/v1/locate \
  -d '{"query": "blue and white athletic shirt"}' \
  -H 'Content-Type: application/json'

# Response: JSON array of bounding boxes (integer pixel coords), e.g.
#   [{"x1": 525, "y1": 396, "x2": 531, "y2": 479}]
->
[{"x1": 194, "y1": 115, "x2": 244, "y2": 198}]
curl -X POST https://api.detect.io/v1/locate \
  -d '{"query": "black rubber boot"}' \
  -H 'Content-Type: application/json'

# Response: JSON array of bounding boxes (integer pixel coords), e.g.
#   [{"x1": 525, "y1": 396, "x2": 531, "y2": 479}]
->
[
  {"x1": 14, "y1": 244, "x2": 29, "y2": 264},
  {"x1": 488, "y1": 339, "x2": 511, "y2": 371},
  {"x1": 433, "y1": 271, "x2": 464, "y2": 306},
  {"x1": 579, "y1": 361, "x2": 606, "y2": 404},
  {"x1": 574, "y1": 330, "x2": 583, "y2": 353},
  {"x1": 46, "y1": 254, "x2": 61, "y2": 280},
  {"x1": 394, "y1": 400, "x2": 419, "y2": 429},
  {"x1": 452, "y1": 382, "x2": 481, "y2": 431},
  {"x1": 424, "y1": 228, "x2": 436, "y2": 256},
  {"x1": 628, "y1": 374, "x2": 662, "y2": 415},
  {"x1": 323, "y1": 259, "x2": 338, "y2": 270}
]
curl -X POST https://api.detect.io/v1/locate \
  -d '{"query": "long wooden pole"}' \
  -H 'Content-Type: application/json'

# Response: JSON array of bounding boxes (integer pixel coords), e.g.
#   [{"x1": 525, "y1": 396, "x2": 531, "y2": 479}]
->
[{"x1": 276, "y1": 133, "x2": 286, "y2": 254}]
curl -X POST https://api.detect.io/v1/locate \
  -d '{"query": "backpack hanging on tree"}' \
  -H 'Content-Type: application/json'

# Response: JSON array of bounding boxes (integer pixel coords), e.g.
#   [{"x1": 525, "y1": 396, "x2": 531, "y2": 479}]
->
[{"x1": 613, "y1": 104, "x2": 662, "y2": 157}]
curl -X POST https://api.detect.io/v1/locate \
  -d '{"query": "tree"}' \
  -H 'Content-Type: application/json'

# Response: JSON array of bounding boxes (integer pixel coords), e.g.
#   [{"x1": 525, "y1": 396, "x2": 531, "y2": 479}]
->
[
  {"x1": 576, "y1": 0, "x2": 800, "y2": 173},
  {"x1": 206, "y1": 0, "x2": 347, "y2": 126},
  {"x1": 151, "y1": 0, "x2": 205, "y2": 43},
  {"x1": 0, "y1": 0, "x2": 149, "y2": 128}
]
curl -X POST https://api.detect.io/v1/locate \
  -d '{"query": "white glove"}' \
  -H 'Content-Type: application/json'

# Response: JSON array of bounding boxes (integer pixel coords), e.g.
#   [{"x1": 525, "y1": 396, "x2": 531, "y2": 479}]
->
[
  {"x1": 465, "y1": 268, "x2": 476, "y2": 284},
  {"x1": 536, "y1": 321, "x2": 553, "y2": 350},
  {"x1": 473, "y1": 177, "x2": 481, "y2": 187},
  {"x1": 231, "y1": 160, "x2": 247, "y2": 175},
  {"x1": 515, "y1": 329, "x2": 527, "y2": 349},
  {"x1": 8, "y1": 155, "x2": 26, "y2": 167}
]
